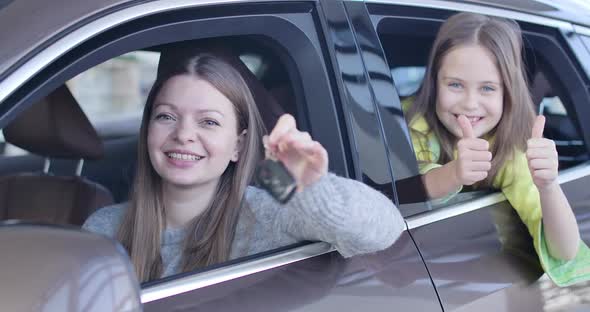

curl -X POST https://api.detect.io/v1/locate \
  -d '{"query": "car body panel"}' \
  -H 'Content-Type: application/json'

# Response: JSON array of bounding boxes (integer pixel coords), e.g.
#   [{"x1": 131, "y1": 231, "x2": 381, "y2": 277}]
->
[
  {"x1": 143, "y1": 233, "x2": 441, "y2": 311},
  {"x1": 0, "y1": 224, "x2": 141, "y2": 312},
  {"x1": 0, "y1": 0, "x2": 132, "y2": 77},
  {"x1": 2, "y1": 0, "x2": 589, "y2": 90},
  {"x1": 409, "y1": 200, "x2": 547, "y2": 311}
]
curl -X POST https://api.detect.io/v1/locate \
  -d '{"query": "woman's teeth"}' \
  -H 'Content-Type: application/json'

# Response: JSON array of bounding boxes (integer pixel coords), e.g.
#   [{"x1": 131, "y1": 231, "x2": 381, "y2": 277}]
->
[{"x1": 166, "y1": 152, "x2": 202, "y2": 161}]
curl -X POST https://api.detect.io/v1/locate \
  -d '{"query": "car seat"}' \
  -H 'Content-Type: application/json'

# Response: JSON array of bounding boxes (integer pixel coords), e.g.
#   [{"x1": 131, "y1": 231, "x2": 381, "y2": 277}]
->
[{"x1": 0, "y1": 85, "x2": 114, "y2": 226}]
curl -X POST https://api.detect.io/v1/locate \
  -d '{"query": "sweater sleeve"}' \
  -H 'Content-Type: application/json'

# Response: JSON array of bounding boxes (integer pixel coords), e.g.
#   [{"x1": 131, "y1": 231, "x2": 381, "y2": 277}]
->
[
  {"x1": 81, "y1": 203, "x2": 127, "y2": 239},
  {"x1": 269, "y1": 173, "x2": 405, "y2": 258}
]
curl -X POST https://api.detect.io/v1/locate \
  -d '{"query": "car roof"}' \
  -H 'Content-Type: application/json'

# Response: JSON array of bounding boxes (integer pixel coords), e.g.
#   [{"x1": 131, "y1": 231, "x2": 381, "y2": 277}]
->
[
  {"x1": 0, "y1": 0, "x2": 589, "y2": 80},
  {"x1": 462, "y1": 0, "x2": 590, "y2": 26}
]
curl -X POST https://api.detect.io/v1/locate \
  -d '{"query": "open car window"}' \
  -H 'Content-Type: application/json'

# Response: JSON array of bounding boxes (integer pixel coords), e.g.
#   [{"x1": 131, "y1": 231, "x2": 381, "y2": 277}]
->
[{"x1": 373, "y1": 11, "x2": 589, "y2": 210}]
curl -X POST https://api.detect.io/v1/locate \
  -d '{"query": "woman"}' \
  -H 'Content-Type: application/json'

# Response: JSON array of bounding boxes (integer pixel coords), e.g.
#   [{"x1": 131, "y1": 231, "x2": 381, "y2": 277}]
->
[{"x1": 83, "y1": 53, "x2": 404, "y2": 282}]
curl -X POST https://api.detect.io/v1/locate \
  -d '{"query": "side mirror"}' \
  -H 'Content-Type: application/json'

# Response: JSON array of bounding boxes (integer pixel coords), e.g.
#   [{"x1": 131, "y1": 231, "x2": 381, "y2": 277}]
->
[{"x1": 0, "y1": 223, "x2": 142, "y2": 312}]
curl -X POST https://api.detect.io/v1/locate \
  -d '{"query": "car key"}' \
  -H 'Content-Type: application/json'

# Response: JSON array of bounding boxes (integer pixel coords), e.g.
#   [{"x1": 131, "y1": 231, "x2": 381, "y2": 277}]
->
[{"x1": 255, "y1": 138, "x2": 297, "y2": 204}]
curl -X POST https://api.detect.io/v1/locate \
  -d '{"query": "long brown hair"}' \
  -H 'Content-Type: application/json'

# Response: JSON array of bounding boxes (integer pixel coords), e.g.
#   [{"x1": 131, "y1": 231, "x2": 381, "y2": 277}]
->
[
  {"x1": 117, "y1": 54, "x2": 265, "y2": 282},
  {"x1": 406, "y1": 12, "x2": 536, "y2": 187}
]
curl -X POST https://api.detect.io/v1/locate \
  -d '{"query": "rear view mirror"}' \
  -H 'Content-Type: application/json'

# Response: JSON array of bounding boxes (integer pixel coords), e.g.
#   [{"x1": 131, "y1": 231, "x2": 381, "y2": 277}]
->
[{"x1": 0, "y1": 223, "x2": 141, "y2": 312}]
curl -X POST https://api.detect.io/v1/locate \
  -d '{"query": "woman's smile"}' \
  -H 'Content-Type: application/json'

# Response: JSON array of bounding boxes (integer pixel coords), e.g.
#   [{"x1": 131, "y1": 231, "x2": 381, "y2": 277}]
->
[{"x1": 164, "y1": 150, "x2": 206, "y2": 168}]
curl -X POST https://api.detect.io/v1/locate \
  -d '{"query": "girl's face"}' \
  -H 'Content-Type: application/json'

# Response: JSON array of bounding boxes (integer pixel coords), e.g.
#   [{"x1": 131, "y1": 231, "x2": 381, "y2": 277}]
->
[
  {"x1": 147, "y1": 75, "x2": 243, "y2": 190},
  {"x1": 435, "y1": 44, "x2": 504, "y2": 139}
]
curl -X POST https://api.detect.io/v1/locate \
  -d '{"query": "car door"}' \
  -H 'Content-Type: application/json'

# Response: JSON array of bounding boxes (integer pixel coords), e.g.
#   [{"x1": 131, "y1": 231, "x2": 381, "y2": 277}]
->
[
  {"x1": 362, "y1": 0, "x2": 590, "y2": 311},
  {"x1": 0, "y1": 0, "x2": 441, "y2": 311},
  {"x1": 141, "y1": 1, "x2": 440, "y2": 311}
]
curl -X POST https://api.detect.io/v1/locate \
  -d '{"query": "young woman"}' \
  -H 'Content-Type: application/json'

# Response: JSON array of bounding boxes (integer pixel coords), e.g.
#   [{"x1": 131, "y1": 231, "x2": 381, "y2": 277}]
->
[
  {"x1": 403, "y1": 12, "x2": 589, "y2": 286},
  {"x1": 83, "y1": 53, "x2": 404, "y2": 282}
]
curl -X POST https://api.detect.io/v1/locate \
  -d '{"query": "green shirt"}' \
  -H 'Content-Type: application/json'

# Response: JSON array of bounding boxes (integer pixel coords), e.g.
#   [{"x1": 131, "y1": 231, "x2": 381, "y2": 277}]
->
[{"x1": 403, "y1": 98, "x2": 590, "y2": 287}]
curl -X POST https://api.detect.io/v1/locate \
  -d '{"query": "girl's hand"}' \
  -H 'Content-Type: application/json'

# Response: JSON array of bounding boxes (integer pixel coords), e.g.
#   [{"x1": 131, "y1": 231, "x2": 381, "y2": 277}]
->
[
  {"x1": 451, "y1": 115, "x2": 493, "y2": 186},
  {"x1": 267, "y1": 114, "x2": 328, "y2": 190},
  {"x1": 527, "y1": 115, "x2": 559, "y2": 192}
]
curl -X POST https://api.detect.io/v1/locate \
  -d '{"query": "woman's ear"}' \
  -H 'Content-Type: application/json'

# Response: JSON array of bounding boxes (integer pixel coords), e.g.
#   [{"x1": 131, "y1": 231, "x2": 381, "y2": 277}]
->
[{"x1": 231, "y1": 129, "x2": 248, "y2": 162}]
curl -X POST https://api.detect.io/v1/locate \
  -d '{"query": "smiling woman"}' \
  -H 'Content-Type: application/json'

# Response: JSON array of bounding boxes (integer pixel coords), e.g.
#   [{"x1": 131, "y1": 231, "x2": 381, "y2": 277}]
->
[{"x1": 82, "y1": 52, "x2": 404, "y2": 283}]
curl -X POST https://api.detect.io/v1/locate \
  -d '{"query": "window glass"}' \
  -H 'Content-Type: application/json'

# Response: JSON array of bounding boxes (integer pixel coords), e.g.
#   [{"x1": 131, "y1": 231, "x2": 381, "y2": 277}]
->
[
  {"x1": 0, "y1": 130, "x2": 27, "y2": 156},
  {"x1": 391, "y1": 66, "x2": 425, "y2": 97},
  {"x1": 240, "y1": 53, "x2": 267, "y2": 78},
  {"x1": 527, "y1": 58, "x2": 588, "y2": 169},
  {"x1": 583, "y1": 36, "x2": 590, "y2": 53},
  {"x1": 539, "y1": 96, "x2": 567, "y2": 116},
  {"x1": 0, "y1": 51, "x2": 159, "y2": 157},
  {"x1": 67, "y1": 50, "x2": 159, "y2": 127}
]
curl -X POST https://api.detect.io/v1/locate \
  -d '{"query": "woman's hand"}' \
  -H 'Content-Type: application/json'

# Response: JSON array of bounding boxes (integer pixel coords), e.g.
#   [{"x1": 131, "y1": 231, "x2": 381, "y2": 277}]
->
[
  {"x1": 267, "y1": 114, "x2": 328, "y2": 190},
  {"x1": 451, "y1": 115, "x2": 493, "y2": 186},
  {"x1": 527, "y1": 115, "x2": 559, "y2": 192}
]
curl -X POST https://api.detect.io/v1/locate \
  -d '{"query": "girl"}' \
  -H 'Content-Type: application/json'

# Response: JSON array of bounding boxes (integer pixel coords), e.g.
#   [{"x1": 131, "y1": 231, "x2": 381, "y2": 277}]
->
[
  {"x1": 403, "y1": 12, "x2": 589, "y2": 286},
  {"x1": 83, "y1": 53, "x2": 404, "y2": 282}
]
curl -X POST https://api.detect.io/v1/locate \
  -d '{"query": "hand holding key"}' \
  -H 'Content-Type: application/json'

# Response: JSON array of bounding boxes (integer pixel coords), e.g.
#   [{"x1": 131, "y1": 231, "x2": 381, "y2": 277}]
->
[
  {"x1": 451, "y1": 115, "x2": 493, "y2": 186},
  {"x1": 526, "y1": 115, "x2": 559, "y2": 191},
  {"x1": 266, "y1": 114, "x2": 328, "y2": 190}
]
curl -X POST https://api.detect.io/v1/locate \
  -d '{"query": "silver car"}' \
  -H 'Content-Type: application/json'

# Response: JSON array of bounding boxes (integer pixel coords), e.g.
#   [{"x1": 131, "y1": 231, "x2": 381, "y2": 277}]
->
[{"x1": 1, "y1": 0, "x2": 590, "y2": 311}]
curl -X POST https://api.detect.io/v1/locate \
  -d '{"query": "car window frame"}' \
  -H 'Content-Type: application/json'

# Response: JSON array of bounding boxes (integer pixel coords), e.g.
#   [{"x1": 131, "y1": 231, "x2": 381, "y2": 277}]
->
[{"x1": 0, "y1": 0, "x2": 352, "y2": 303}]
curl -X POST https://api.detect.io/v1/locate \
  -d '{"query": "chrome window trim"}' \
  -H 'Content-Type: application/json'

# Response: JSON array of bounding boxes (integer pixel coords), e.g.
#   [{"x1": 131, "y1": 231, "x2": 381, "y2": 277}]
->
[
  {"x1": 0, "y1": 0, "x2": 284, "y2": 104},
  {"x1": 366, "y1": 0, "x2": 574, "y2": 30},
  {"x1": 574, "y1": 25, "x2": 590, "y2": 37},
  {"x1": 141, "y1": 242, "x2": 336, "y2": 303},
  {"x1": 407, "y1": 163, "x2": 590, "y2": 229},
  {"x1": 407, "y1": 192, "x2": 506, "y2": 230}
]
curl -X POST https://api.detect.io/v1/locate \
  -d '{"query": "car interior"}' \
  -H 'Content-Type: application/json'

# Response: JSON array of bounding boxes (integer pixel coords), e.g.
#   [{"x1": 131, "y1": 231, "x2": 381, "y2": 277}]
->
[
  {"x1": 0, "y1": 36, "x2": 300, "y2": 227},
  {"x1": 0, "y1": 85, "x2": 114, "y2": 225}
]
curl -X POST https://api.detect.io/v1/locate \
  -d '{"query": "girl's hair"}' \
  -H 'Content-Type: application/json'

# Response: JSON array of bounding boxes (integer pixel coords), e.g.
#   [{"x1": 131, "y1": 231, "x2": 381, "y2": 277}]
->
[
  {"x1": 117, "y1": 53, "x2": 265, "y2": 282},
  {"x1": 406, "y1": 12, "x2": 536, "y2": 187}
]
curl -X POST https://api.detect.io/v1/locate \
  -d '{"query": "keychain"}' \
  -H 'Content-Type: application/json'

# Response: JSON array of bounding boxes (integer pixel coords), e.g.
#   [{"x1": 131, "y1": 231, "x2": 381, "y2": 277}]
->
[{"x1": 255, "y1": 137, "x2": 297, "y2": 204}]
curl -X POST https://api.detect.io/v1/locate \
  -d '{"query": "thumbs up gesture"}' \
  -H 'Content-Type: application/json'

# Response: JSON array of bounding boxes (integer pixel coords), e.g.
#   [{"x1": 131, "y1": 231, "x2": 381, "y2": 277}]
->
[
  {"x1": 527, "y1": 115, "x2": 559, "y2": 191},
  {"x1": 451, "y1": 115, "x2": 493, "y2": 186}
]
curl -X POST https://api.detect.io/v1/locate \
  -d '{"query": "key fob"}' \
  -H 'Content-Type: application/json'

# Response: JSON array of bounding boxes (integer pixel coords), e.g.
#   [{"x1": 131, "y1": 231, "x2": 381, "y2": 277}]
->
[{"x1": 255, "y1": 158, "x2": 297, "y2": 204}]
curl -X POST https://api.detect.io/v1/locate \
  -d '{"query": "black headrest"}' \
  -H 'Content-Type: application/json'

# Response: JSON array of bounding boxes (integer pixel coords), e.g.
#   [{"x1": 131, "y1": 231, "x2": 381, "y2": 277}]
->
[{"x1": 4, "y1": 85, "x2": 104, "y2": 159}]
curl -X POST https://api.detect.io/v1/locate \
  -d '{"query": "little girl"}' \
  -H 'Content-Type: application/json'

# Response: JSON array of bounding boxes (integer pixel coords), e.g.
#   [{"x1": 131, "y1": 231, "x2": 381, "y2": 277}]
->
[
  {"x1": 83, "y1": 52, "x2": 404, "y2": 283},
  {"x1": 403, "y1": 12, "x2": 589, "y2": 286}
]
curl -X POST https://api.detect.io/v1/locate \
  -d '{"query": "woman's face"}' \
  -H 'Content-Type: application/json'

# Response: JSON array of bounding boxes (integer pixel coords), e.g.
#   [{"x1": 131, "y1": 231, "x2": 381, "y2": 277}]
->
[
  {"x1": 435, "y1": 44, "x2": 504, "y2": 139},
  {"x1": 147, "y1": 74, "x2": 243, "y2": 190}
]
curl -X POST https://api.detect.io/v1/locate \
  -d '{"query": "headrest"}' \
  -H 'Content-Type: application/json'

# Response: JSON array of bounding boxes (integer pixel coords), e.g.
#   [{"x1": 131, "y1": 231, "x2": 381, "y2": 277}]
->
[
  {"x1": 4, "y1": 85, "x2": 104, "y2": 159},
  {"x1": 156, "y1": 38, "x2": 283, "y2": 129}
]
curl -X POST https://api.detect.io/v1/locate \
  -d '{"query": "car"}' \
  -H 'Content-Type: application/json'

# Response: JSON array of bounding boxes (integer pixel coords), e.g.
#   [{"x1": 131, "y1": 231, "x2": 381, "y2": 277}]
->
[{"x1": 1, "y1": 0, "x2": 590, "y2": 311}]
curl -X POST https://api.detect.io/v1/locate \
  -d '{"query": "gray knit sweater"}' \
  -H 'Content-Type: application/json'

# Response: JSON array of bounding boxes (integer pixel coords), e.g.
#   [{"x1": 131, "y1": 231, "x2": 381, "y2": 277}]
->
[{"x1": 82, "y1": 173, "x2": 404, "y2": 278}]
